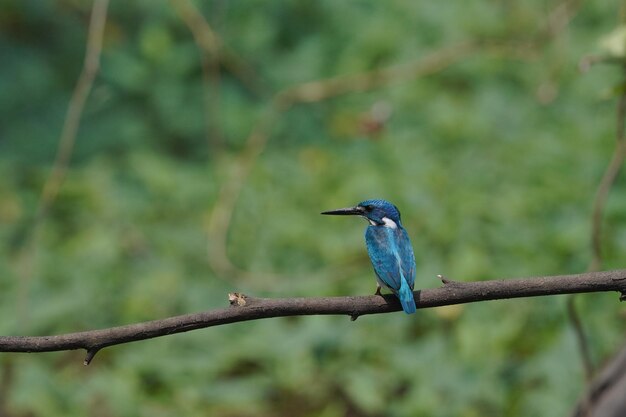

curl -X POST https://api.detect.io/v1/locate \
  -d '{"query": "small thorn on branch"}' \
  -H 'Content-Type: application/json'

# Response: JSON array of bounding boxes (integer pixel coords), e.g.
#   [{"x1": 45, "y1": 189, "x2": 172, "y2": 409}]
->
[
  {"x1": 619, "y1": 292, "x2": 626, "y2": 302},
  {"x1": 83, "y1": 347, "x2": 101, "y2": 366},
  {"x1": 228, "y1": 292, "x2": 247, "y2": 307},
  {"x1": 438, "y1": 274, "x2": 460, "y2": 286},
  {"x1": 350, "y1": 314, "x2": 359, "y2": 321}
]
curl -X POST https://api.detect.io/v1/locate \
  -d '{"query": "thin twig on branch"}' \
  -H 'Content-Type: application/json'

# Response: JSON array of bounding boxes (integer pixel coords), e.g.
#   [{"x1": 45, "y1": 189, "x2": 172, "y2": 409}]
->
[{"x1": 1, "y1": 270, "x2": 625, "y2": 365}]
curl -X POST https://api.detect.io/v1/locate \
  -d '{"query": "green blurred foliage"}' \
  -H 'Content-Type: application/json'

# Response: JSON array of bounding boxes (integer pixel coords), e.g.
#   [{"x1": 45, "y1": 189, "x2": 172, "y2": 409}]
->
[{"x1": 1, "y1": 1, "x2": 625, "y2": 416}]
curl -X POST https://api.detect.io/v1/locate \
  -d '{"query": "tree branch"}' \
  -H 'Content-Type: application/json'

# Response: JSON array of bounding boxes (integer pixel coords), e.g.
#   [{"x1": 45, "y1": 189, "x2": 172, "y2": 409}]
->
[{"x1": 2, "y1": 270, "x2": 626, "y2": 365}]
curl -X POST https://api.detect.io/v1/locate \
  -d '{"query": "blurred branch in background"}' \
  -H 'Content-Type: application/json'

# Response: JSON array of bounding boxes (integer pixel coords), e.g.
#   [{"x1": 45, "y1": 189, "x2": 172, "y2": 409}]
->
[
  {"x1": 589, "y1": 72, "x2": 626, "y2": 273},
  {"x1": 207, "y1": 107, "x2": 282, "y2": 283},
  {"x1": 570, "y1": 342, "x2": 626, "y2": 417},
  {"x1": 16, "y1": 0, "x2": 110, "y2": 328},
  {"x1": 169, "y1": 0, "x2": 264, "y2": 98},
  {"x1": 170, "y1": 0, "x2": 224, "y2": 151},
  {"x1": 37, "y1": 0, "x2": 109, "y2": 227},
  {"x1": 0, "y1": 361, "x2": 14, "y2": 417},
  {"x1": 275, "y1": 41, "x2": 479, "y2": 104},
  {"x1": 542, "y1": 0, "x2": 581, "y2": 41},
  {"x1": 170, "y1": 0, "x2": 264, "y2": 153},
  {"x1": 2, "y1": 269, "x2": 626, "y2": 366},
  {"x1": 567, "y1": 296, "x2": 594, "y2": 381}
]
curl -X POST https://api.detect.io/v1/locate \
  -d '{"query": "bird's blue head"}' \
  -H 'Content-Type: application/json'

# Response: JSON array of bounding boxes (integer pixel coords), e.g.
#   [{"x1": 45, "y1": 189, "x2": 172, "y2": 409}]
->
[{"x1": 322, "y1": 199, "x2": 402, "y2": 227}]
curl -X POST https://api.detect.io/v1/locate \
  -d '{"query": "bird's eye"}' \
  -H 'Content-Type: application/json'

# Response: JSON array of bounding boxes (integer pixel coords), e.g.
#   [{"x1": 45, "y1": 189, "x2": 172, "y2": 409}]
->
[{"x1": 364, "y1": 205, "x2": 373, "y2": 212}]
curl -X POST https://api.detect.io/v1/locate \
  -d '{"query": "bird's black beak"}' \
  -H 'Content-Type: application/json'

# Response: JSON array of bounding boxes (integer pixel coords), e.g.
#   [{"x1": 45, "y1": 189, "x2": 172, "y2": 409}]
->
[{"x1": 321, "y1": 206, "x2": 364, "y2": 216}]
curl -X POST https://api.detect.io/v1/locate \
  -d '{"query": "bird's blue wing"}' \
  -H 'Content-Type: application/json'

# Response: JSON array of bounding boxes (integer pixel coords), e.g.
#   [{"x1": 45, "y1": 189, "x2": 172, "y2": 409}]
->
[
  {"x1": 398, "y1": 227, "x2": 416, "y2": 289},
  {"x1": 365, "y1": 226, "x2": 404, "y2": 292}
]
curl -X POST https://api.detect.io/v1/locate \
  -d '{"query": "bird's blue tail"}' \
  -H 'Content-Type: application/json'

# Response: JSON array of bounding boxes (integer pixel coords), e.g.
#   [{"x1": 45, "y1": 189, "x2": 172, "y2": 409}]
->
[{"x1": 398, "y1": 278, "x2": 416, "y2": 314}]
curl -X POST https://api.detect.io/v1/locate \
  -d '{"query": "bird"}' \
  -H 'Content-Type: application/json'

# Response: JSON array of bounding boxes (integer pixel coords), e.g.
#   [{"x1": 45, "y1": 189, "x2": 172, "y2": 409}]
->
[{"x1": 322, "y1": 199, "x2": 417, "y2": 314}]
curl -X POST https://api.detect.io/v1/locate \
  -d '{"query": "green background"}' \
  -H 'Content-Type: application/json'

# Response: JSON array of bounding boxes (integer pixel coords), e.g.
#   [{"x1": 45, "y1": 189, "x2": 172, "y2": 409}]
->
[{"x1": 1, "y1": 1, "x2": 626, "y2": 416}]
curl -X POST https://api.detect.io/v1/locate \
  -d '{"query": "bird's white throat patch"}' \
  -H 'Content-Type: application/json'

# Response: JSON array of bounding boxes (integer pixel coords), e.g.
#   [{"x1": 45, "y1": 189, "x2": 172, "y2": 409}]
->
[{"x1": 382, "y1": 217, "x2": 398, "y2": 229}]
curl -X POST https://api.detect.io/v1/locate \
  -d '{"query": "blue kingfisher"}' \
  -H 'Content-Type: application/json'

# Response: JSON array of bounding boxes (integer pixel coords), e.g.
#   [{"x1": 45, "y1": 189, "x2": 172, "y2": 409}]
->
[{"x1": 322, "y1": 199, "x2": 416, "y2": 314}]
